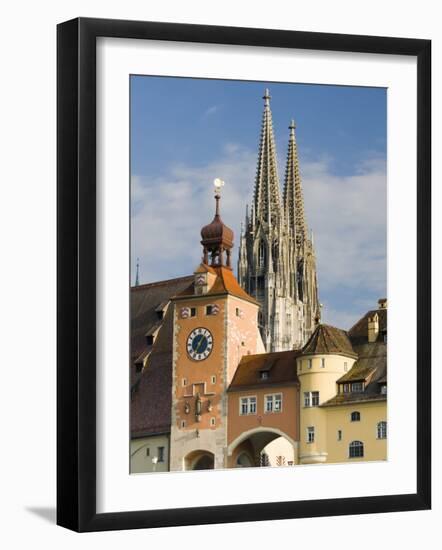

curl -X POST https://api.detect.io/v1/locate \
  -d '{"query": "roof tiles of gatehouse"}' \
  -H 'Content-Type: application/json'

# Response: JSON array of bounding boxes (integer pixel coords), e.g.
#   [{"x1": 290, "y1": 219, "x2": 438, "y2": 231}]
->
[
  {"x1": 302, "y1": 324, "x2": 357, "y2": 358},
  {"x1": 174, "y1": 265, "x2": 259, "y2": 306},
  {"x1": 130, "y1": 275, "x2": 193, "y2": 437},
  {"x1": 228, "y1": 350, "x2": 300, "y2": 391}
]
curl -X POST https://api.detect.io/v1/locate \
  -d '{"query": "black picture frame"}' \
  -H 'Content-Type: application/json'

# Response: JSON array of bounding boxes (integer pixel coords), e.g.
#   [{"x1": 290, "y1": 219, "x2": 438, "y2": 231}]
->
[{"x1": 57, "y1": 17, "x2": 431, "y2": 532}]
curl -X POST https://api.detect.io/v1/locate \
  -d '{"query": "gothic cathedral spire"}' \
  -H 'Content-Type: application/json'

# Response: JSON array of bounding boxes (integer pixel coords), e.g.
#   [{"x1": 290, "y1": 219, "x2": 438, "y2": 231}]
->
[
  {"x1": 283, "y1": 120, "x2": 307, "y2": 248},
  {"x1": 238, "y1": 90, "x2": 320, "y2": 352},
  {"x1": 253, "y1": 89, "x2": 282, "y2": 229}
]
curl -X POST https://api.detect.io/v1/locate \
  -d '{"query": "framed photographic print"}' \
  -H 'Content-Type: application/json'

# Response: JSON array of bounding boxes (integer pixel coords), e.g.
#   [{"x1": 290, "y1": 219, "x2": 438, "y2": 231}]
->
[{"x1": 57, "y1": 17, "x2": 431, "y2": 532}]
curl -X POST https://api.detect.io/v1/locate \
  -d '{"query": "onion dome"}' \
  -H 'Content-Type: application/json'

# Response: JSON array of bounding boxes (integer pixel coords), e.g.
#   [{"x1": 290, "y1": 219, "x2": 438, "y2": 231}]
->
[{"x1": 200, "y1": 179, "x2": 234, "y2": 269}]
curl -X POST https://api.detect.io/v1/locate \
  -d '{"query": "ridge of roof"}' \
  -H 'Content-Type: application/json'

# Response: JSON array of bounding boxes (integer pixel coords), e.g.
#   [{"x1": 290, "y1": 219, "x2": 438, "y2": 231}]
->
[
  {"x1": 131, "y1": 275, "x2": 193, "y2": 291},
  {"x1": 173, "y1": 266, "x2": 259, "y2": 305}
]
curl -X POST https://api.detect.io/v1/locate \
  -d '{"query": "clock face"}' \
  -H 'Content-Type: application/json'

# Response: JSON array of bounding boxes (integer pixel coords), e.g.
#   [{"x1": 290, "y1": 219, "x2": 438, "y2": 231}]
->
[{"x1": 187, "y1": 328, "x2": 213, "y2": 361}]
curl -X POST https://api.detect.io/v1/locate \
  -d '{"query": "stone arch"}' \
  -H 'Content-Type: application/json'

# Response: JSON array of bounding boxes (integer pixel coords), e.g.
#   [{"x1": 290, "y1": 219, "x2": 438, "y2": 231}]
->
[
  {"x1": 184, "y1": 450, "x2": 215, "y2": 471},
  {"x1": 227, "y1": 426, "x2": 297, "y2": 457}
]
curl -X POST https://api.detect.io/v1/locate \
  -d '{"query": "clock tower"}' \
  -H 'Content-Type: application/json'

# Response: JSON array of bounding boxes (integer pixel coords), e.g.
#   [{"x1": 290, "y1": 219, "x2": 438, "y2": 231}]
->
[{"x1": 169, "y1": 180, "x2": 264, "y2": 471}]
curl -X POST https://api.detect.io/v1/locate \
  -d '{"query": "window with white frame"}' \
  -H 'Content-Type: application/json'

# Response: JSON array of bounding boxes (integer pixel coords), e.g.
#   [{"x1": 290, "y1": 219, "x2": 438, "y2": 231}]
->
[
  {"x1": 240, "y1": 396, "x2": 257, "y2": 415},
  {"x1": 304, "y1": 391, "x2": 319, "y2": 407},
  {"x1": 377, "y1": 421, "x2": 387, "y2": 439},
  {"x1": 307, "y1": 426, "x2": 315, "y2": 443},
  {"x1": 265, "y1": 393, "x2": 282, "y2": 413},
  {"x1": 349, "y1": 440, "x2": 364, "y2": 458},
  {"x1": 351, "y1": 382, "x2": 364, "y2": 392}
]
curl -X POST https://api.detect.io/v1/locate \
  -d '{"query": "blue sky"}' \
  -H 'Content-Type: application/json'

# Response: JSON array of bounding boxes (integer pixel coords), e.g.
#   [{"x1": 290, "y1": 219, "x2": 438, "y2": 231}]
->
[{"x1": 131, "y1": 76, "x2": 387, "y2": 329}]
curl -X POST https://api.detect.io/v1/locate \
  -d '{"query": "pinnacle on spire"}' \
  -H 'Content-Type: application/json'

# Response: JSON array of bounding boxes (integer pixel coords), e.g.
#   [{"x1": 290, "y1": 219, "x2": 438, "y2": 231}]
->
[
  {"x1": 253, "y1": 89, "x2": 282, "y2": 227},
  {"x1": 283, "y1": 119, "x2": 307, "y2": 247},
  {"x1": 135, "y1": 257, "x2": 140, "y2": 286}
]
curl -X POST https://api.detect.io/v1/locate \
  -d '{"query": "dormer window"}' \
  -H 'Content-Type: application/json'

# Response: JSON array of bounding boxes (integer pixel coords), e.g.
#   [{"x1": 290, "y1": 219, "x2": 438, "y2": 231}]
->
[
  {"x1": 351, "y1": 382, "x2": 364, "y2": 393},
  {"x1": 146, "y1": 334, "x2": 154, "y2": 346},
  {"x1": 381, "y1": 385, "x2": 387, "y2": 395},
  {"x1": 260, "y1": 370, "x2": 269, "y2": 380}
]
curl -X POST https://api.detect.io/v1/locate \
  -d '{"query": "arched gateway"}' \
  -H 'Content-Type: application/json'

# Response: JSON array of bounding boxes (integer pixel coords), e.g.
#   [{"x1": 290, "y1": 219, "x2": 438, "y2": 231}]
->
[
  {"x1": 184, "y1": 450, "x2": 215, "y2": 470},
  {"x1": 227, "y1": 427, "x2": 297, "y2": 468}
]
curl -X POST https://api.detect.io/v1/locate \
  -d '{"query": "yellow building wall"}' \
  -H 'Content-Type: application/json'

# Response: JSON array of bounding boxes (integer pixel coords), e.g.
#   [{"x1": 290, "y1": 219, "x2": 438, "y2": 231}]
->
[
  {"x1": 324, "y1": 401, "x2": 387, "y2": 463},
  {"x1": 297, "y1": 353, "x2": 356, "y2": 464},
  {"x1": 130, "y1": 434, "x2": 170, "y2": 473}
]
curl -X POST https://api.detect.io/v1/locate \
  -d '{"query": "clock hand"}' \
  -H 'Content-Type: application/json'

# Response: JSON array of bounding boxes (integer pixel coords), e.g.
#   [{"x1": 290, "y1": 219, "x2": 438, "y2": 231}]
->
[{"x1": 195, "y1": 335, "x2": 205, "y2": 354}]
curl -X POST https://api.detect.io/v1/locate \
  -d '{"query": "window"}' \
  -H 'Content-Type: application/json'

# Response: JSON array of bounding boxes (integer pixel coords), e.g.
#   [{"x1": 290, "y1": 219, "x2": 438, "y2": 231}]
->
[
  {"x1": 236, "y1": 307, "x2": 241, "y2": 317},
  {"x1": 344, "y1": 361, "x2": 348, "y2": 371},
  {"x1": 343, "y1": 384, "x2": 349, "y2": 393},
  {"x1": 157, "y1": 446, "x2": 165, "y2": 462},
  {"x1": 210, "y1": 417, "x2": 216, "y2": 426},
  {"x1": 182, "y1": 378, "x2": 187, "y2": 387},
  {"x1": 337, "y1": 430, "x2": 342, "y2": 441},
  {"x1": 265, "y1": 393, "x2": 282, "y2": 413},
  {"x1": 146, "y1": 447, "x2": 150, "y2": 456},
  {"x1": 351, "y1": 411, "x2": 361, "y2": 422},
  {"x1": 321, "y1": 358, "x2": 325, "y2": 368},
  {"x1": 181, "y1": 420, "x2": 186, "y2": 428},
  {"x1": 304, "y1": 391, "x2": 319, "y2": 407},
  {"x1": 377, "y1": 421, "x2": 387, "y2": 439},
  {"x1": 240, "y1": 396, "x2": 257, "y2": 415},
  {"x1": 381, "y1": 384, "x2": 387, "y2": 395},
  {"x1": 308, "y1": 358, "x2": 313, "y2": 369},
  {"x1": 351, "y1": 382, "x2": 364, "y2": 392},
  {"x1": 307, "y1": 426, "x2": 315, "y2": 443},
  {"x1": 259, "y1": 370, "x2": 269, "y2": 380},
  {"x1": 258, "y1": 240, "x2": 266, "y2": 267},
  {"x1": 190, "y1": 307, "x2": 196, "y2": 317},
  {"x1": 349, "y1": 440, "x2": 364, "y2": 458},
  {"x1": 206, "y1": 305, "x2": 213, "y2": 315},
  {"x1": 211, "y1": 375, "x2": 216, "y2": 384},
  {"x1": 146, "y1": 334, "x2": 154, "y2": 346}
]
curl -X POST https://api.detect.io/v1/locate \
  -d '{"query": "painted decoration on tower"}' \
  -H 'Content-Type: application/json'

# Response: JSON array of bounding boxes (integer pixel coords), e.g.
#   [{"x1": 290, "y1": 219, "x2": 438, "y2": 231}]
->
[{"x1": 129, "y1": 76, "x2": 387, "y2": 474}]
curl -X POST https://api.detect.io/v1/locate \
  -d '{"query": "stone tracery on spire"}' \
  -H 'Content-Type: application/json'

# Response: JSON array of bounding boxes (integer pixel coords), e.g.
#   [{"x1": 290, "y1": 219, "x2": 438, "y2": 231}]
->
[
  {"x1": 253, "y1": 89, "x2": 282, "y2": 228},
  {"x1": 283, "y1": 119, "x2": 307, "y2": 248}
]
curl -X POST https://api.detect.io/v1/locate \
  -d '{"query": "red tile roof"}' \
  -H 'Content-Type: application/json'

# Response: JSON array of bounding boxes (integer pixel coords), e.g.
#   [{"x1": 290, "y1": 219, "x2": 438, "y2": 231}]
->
[
  {"x1": 228, "y1": 350, "x2": 300, "y2": 391},
  {"x1": 174, "y1": 265, "x2": 259, "y2": 305}
]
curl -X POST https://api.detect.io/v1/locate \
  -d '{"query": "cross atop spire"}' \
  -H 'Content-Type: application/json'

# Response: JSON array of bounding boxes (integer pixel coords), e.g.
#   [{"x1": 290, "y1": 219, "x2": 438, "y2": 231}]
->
[
  {"x1": 283, "y1": 119, "x2": 307, "y2": 247},
  {"x1": 253, "y1": 89, "x2": 281, "y2": 228}
]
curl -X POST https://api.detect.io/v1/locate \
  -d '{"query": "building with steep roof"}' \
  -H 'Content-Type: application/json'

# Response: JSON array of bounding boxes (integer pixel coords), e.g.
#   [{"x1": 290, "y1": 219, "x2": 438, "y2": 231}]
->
[
  {"x1": 238, "y1": 90, "x2": 320, "y2": 352},
  {"x1": 130, "y1": 182, "x2": 387, "y2": 472},
  {"x1": 130, "y1": 91, "x2": 386, "y2": 472}
]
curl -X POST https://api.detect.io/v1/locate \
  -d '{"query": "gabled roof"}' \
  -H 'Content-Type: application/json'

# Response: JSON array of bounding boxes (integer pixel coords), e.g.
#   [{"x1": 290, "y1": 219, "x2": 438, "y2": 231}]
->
[
  {"x1": 174, "y1": 265, "x2": 259, "y2": 305},
  {"x1": 302, "y1": 324, "x2": 357, "y2": 358},
  {"x1": 321, "y1": 307, "x2": 388, "y2": 407},
  {"x1": 131, "y1": 275, "x2": 193, "y2": 362},
  {"x1": 348, "y1": 307, "x2": 387, "y2": 346},
  {"x1": 131, "y1": 305, "x2": 175, "y2": 438},
  {"x1": 228, "y1": 350, "x2": 300, "y2": 391},
  {"x1": 131, "y1": 275, "x2": 194, "y2": 437}
]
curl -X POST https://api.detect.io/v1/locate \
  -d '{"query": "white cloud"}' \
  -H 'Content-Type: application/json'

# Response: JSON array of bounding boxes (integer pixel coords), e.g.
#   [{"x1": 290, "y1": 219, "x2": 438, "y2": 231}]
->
[
  {"x1": 202, "y1": 105, "x2": 219, "y2": 118},
  {"x1": 131, "y1": 147, "x2": 386, "y2": 328}
]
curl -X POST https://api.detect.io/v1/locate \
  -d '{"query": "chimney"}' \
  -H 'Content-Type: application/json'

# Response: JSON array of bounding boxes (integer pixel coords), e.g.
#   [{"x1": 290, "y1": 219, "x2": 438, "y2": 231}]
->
[
  {"x1": 378, "y1": 298, "x2": 387, "y2": 309},
  {"x1": 368, "y1": 312, "x2": 379, "y2": 343}
]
